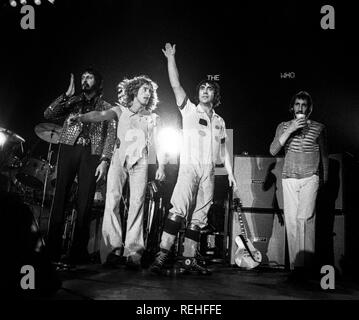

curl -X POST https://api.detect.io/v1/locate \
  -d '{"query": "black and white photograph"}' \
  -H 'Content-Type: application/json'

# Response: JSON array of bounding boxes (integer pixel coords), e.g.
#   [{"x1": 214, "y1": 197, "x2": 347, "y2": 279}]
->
[{"x1": 1, "y1": 0, "x2": 359, "y2": 309}]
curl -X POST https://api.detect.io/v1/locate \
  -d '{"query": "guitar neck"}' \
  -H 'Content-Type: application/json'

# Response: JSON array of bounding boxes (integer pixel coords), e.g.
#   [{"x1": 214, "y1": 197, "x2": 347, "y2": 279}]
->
[
  {"x1": 233, "y1": 195, "x2": 249, "y2": 241},
  {"x1": 237, "y1": 208, "x2": 248, "y2": 241}
]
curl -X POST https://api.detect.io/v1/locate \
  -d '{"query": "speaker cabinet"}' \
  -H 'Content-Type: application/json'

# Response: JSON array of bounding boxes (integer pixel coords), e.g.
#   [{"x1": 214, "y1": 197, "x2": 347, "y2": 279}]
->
[
  {"x1": 234, "y1": 155, "x2": 284, "y2": 209},
  {"x1": 233, "y1": 154, "x2": 346, "y2": 211},
  {"x1": 333, "y1": 214, "x2": 345, "y2": 274},
  {"x1": 328, "y1": 154, "x2": 344, "y2": 210},
  {"x1": 229, "y1": 209, "x2": 286, "y2": 267}
]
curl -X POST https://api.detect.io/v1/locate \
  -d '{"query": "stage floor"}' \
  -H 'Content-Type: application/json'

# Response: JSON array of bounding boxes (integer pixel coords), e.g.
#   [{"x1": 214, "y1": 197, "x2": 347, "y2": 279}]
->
[{"x1": 41, "y1": 263, "x2": 359, "y2": 300}]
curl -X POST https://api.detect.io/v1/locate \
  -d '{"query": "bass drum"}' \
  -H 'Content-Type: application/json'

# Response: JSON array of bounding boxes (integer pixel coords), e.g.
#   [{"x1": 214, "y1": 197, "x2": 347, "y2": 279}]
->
[{"x1": 16, "y1": 158, "x2": 51, "y2": 190}]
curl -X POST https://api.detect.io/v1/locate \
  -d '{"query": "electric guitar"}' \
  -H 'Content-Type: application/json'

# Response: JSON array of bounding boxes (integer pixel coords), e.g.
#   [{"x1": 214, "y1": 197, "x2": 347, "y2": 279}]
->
[{"x1": 233, "y1": 197, "x2": 262, "y2": 269}]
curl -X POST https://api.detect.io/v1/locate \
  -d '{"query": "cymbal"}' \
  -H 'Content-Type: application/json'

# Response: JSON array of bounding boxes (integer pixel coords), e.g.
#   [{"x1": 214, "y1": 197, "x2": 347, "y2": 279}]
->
[
  {"x1": 0, "y1": 127, "x2": 25, "y2": 143},
  {"x1": 35, "y1": 123, "x2": 62, "y2": 144}
]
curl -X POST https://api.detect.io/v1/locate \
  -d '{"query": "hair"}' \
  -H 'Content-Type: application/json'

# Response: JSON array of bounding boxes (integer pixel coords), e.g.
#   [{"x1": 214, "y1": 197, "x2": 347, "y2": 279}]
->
[
  {"x1": 117, "y1": 75, "x2": 159, "y2": 111},
  {"x1": 194, "y1": 79, "x2": 221, "y2": 108},
  {"x1": 289, "y1": 91, "x2": 313, "y2": 116},
  {"x1": 81, "y1": 67, "x2": 104, "y2": 94}
]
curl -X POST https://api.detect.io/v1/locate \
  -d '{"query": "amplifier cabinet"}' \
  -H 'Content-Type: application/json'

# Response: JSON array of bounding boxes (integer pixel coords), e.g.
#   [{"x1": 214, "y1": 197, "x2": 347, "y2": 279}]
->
[{"x1": 233, "y1": 155, "x2": 284, "y2": 210}]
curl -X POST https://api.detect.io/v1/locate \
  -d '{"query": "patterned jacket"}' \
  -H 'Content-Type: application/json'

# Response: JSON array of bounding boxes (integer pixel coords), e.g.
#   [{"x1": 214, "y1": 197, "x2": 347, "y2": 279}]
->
[{"x1": 44, "y1": 93, "x2": 116, "y2": 161}]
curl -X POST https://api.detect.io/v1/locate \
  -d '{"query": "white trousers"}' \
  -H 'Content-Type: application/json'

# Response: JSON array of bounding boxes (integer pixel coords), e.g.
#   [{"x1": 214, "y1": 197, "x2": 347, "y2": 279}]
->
[
  {"x1": 282, "y1": 175, "x2": 319, "y2": 270},
  {"x1": 170, "y1": 164, "x2": 215, "y2": 228},
  {"x1": 159, "y1": 165, "x2": 215, "y2": 256},
  {"x1": 100, "y1": 148, "x2": 148, "y2": 263}
]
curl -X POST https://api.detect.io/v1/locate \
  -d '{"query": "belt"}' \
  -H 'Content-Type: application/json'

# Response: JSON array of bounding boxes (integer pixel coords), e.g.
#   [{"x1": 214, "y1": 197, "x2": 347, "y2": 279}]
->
[{"x1": 76, "y1": 137, "x2": 91, "y2": 146}]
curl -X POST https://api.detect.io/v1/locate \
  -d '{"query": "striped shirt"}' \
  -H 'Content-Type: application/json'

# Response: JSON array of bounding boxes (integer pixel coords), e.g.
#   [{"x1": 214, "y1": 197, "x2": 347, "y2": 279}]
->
[{"x1": 270, "y1": 120, "x2": 328, "y2": 180}]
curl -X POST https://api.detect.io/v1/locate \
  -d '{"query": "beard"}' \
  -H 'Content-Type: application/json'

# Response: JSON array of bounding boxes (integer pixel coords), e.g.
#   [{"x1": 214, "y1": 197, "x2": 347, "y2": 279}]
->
[{"x1": 82, "y1": 83, "x2": 95, "y2": 93}]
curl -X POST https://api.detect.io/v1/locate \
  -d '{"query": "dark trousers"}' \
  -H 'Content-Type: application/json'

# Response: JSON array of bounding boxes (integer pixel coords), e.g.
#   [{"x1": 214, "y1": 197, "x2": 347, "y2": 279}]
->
[{"x1": 46, "y1": 143, "x2": 100, "y2": 262}]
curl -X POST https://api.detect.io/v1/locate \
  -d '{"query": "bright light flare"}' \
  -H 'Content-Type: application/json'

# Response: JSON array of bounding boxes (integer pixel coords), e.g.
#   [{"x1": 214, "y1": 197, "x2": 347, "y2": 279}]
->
[
  {"x1": 157, "y1": 127, "x2": 181, "y2": 156},
  {"x1": 9, "y1": 0, "x2": 17, "y2": 7},
  {"x1": 0, "y1": 132, "x2": 7, "y2": 147}
]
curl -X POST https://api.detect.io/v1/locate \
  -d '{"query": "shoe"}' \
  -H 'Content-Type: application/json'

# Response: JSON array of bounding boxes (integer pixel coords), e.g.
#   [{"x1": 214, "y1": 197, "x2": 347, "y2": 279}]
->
[
  {"x1": 67, "y1": 251, "x2": 91, "y2": 266},
  {"x1": 52, "y1": 260, "x2": 75, "y2": 271},
  {"x1": 149, "y1": 249, "x2": 170, "y2": 274},
  {"x1": 125, "y1": 255, "x2": 141, "y2": 270},
  {"x1": 104, "y1": 253, "x2": 126, "y2": 268},
  {"x1": 179, "y1": 257, "x2": 211, "y2": 275}
]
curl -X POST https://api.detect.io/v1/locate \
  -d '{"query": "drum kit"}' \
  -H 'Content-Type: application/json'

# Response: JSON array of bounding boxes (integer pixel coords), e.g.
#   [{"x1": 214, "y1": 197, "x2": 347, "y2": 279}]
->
[
  {"x1": 1, "y1": 123, "x2": 165, "y2": 261},
  {"x1": 0, "y1": 123, "x2": 62, "y2": 207}
]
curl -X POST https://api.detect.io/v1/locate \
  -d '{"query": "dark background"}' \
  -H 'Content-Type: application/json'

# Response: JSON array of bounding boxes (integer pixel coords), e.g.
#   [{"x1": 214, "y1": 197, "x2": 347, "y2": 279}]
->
[{"x1": 0, "y1": 0, "x2": 358, "y2": 160}]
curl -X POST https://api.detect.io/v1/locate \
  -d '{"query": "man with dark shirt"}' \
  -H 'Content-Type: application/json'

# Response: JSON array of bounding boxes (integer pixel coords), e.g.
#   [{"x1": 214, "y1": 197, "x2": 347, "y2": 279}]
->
[{"x1": 44, "y1": 68, "x2": 116, "y2": 265}]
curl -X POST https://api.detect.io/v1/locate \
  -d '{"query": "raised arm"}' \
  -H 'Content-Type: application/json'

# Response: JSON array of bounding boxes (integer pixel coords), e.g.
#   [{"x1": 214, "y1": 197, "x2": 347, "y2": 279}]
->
[
  {"x1": 44, "y1": 73, "x2": 77, "y2": 120},
  {"x1": 162, "y1": 43, "x2": 186, "y2": 106}
]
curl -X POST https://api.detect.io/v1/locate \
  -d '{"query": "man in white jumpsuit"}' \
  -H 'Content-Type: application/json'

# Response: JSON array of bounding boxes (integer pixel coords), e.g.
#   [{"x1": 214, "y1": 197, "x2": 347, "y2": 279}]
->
[
  {"x1": 150, "y1": 43, "x2": 236, "y2": 275},
  {"x1": 70, "y1": 75, "x2": 165, "y2": 269}
]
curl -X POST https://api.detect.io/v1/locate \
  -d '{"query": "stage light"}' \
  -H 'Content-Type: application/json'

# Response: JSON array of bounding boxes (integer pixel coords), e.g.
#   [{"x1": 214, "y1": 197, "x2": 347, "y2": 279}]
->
[
  {"x1": 9, "y1": 0, "x2": 17, "y2": 7},
  {"x1": 157, "y1": 127, "x2": 181, "y2": 156},
  {"x1": 48, "y1": 0, "x2": 55, "y2": 3},
  {"x1": 34, "y1": 0, "x2": 41, "y2": 5},
  {"x1": 19, "y1": 0, "x2": 26, "y2": 5},
  {"x1": 0, "y1": 132, "x2": 7, "y2": 147}
]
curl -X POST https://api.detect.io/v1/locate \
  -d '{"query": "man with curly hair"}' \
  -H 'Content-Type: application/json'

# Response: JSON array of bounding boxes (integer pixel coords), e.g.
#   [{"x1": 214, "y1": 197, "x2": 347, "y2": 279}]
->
[
  {"x1": 70, "y1": 75, "x2": 165, "y2": 269},
  {"x1": 150, "y1": 43, "x2": 237, "y2": 275}
]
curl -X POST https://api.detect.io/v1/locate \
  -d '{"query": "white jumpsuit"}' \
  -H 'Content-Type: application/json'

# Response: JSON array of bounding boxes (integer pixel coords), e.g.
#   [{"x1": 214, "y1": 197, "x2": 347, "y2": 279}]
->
[{"x1": 169, "y1": 97, "x2": 227, "y2": 228}]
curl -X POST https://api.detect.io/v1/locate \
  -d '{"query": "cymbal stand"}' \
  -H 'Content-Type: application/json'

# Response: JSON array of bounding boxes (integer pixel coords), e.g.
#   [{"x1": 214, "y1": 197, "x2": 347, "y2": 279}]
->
[{"x1": 38, "y1": 139, "x2": 54, "y2": 246}]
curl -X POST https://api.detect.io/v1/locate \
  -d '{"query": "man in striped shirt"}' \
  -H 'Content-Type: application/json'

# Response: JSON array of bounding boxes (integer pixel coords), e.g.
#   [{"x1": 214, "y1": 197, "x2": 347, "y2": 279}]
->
[{"x1": 270, "y1": 91, "x2": 328, "y2": 275}]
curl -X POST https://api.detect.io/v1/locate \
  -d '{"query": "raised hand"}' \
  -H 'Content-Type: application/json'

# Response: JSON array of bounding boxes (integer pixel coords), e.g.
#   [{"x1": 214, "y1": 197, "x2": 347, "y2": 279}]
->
[
  {"x1": 162, "y1": 43, "x2": 176, "y2": 58},
  {"x1": 65, "y1": 73, "x2": 75, "y2": 97}
]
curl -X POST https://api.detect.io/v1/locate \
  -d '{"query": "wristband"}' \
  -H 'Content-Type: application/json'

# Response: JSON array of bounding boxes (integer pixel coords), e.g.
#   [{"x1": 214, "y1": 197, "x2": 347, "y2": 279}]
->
[{"x1": 100, "y1": 156, "x2": 110, "y2": 165}]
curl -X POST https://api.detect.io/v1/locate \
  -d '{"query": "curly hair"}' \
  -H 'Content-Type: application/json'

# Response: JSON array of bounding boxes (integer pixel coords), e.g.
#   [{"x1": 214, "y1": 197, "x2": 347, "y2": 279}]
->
[
  {"x1": 194, "y1": 80, "x2": 221, "y2": 108},
  {"x1": 117, "y1": 75, "x2": 159, "y2": 111}
]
